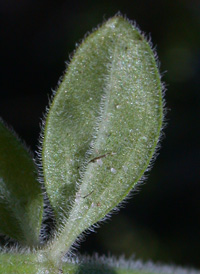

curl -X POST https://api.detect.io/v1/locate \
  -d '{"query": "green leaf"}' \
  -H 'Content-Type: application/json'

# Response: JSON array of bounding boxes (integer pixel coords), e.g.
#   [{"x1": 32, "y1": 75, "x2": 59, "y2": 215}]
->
[
  {"x1": 60, "y1": 255, "x2": 200, "y2": 274},
  {"x1": 1, "y1": 253, "x2": 199, "y2": 274},
  {"x1": 42, "y1": 15, "x2": 163, "y2": 263},
  {"x1": 0, "y1": 120, "x2": 43, "y2": 247}
]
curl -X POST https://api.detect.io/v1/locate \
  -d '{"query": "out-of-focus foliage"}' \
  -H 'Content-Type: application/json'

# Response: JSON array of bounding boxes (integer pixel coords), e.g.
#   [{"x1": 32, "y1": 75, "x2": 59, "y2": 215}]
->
[{"x1": 0, "y1": 120, "x2": 43, "y2": 246}]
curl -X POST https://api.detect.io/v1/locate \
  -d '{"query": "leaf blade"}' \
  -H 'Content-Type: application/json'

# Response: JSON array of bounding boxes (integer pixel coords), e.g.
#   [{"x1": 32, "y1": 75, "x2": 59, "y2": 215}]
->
[{"x1": 43, "y1": 16, "x2": 163, "y2": 261}]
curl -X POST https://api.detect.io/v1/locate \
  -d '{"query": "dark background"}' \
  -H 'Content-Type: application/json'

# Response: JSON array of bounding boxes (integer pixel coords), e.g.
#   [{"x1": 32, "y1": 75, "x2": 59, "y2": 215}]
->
[{"x1": 1, "y1": 0, "x2": 200, "y2": 269}]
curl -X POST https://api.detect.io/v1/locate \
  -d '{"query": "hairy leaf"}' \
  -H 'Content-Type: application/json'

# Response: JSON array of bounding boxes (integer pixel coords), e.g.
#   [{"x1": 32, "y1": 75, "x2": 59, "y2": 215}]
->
[
  {"x1": 0, "y1": 120, "x2": 43, "y2": 246},
  {"x1": 42, "y1": 16, "x2": 163, "y2": 262},
  {"x1": 2, "y1": 253, "x2": 198, "y2": 274}
]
